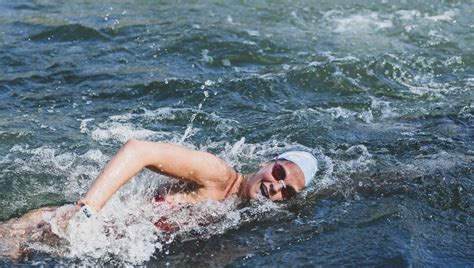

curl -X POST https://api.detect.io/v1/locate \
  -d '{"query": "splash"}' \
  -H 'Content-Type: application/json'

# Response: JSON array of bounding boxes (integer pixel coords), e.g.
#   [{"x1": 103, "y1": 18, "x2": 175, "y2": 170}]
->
[
  {"x1": 6, "y1": 138, "x2": 334, "y2": 265},
  {"x1": 332, "y1": 12, "x2": 393, "y2": 33},
  {"x1": 30, "y1": 183, "x2": 290, "y2": 264}
]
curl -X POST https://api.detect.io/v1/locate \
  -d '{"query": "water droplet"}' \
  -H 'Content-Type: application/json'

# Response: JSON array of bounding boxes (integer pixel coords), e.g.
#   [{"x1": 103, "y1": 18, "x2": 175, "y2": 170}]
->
[{"x1": 222, "y1": 59, "x2": 231, "y2": 66}]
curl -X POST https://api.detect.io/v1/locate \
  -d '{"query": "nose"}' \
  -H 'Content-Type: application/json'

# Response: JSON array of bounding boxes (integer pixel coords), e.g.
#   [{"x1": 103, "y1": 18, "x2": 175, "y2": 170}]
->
[{"x1": 269, "y1": 180, "x2": 285, "y2": 195}]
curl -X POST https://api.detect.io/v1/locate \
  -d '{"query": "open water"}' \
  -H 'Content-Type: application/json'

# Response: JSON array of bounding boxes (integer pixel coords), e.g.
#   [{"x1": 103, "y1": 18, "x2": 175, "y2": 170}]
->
[{"x1": 0, "y1": 0, "x2": 473, "y2": 266}]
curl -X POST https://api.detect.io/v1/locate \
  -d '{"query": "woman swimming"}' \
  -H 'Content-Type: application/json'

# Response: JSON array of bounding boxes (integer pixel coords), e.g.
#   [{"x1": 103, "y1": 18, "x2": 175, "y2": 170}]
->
[{"x1": 0, "y1": 139, "x2": 317, "y2": 260}]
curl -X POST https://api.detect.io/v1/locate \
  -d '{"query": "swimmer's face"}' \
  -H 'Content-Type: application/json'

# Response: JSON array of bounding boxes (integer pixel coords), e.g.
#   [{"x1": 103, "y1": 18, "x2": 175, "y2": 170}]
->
[{"x1": 244, "y1": 160, "x2": 305, "y2": 201}]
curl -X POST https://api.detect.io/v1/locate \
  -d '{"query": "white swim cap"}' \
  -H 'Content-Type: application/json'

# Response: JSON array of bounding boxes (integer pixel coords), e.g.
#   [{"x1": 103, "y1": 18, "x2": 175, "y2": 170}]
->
[{"x1": 276, "y1": 151, "x2": 318, "y2": 187}]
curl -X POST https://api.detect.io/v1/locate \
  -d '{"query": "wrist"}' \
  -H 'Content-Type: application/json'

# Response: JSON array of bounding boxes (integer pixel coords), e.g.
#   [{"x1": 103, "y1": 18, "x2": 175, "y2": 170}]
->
[
  {"x1": 77, "y1": 202, "x2": 97, "y2": 218},
  {"x1": 76, "y1": 199, "x2": 100, "y2": 213}
]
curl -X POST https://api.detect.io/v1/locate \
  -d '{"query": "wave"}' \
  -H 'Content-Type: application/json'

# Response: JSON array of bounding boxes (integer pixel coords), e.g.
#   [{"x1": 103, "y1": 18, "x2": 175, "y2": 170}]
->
[
  {"x1": 161, "y1": 27, "x2": 291, "y2": 67},
  {"x1": 29, "y1": 24, "x2": 108, "y2": 42}
]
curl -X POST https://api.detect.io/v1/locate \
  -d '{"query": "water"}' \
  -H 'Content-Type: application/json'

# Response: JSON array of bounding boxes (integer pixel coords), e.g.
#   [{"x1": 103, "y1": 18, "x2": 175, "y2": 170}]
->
[{"x1": 0, "y1": 0, "x2": 473, "y2": 266}]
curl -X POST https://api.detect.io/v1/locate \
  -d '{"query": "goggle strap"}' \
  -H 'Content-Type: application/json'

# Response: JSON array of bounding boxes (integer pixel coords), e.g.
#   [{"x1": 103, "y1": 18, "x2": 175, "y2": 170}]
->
[{"x1": 278, "y1": 180, "x2": 287, "y2": 189}]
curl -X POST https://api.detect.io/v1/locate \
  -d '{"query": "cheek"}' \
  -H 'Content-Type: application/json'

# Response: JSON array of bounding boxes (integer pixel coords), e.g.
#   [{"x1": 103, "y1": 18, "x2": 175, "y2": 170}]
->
[
  {"x1": 245, "y1": 173, "x2": 264, "y2": 197},
  {"x1": 248, "y1": 177, "x2": 261, "y2": 194}
]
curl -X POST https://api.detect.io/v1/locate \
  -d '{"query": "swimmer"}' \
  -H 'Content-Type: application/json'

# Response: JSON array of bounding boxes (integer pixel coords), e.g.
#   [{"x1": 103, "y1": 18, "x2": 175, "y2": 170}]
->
[{"x1": 0, "y1": 139, "x2": 317, "y2": 260}]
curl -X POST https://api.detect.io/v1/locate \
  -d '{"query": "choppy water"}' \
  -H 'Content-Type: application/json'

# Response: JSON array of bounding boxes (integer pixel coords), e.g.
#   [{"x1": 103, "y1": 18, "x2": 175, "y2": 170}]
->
[{"x1": 0, "y1": 0, "x2": 473, "y2": 266}]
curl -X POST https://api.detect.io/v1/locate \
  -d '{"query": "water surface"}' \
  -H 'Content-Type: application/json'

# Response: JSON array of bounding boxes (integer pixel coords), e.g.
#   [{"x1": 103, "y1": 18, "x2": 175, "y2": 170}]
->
[{"x1": 0, "y1": 0, "x2": 473, "y2": 266}]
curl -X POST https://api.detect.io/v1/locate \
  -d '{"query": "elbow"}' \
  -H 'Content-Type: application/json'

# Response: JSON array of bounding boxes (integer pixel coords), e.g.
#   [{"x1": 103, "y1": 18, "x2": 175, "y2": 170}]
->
[
  {"x1": 121, "y1": 139, "x2": 143, "y2": 158},
  {"x1": 122, "y1": 139, "x2": 155, "y2": 166},
  {"x1": 124, "y1": 138, "x2": 140, "y2": 146},
  {"x1": 124, "y1": 138, "x2": 141, "y2": 148}
]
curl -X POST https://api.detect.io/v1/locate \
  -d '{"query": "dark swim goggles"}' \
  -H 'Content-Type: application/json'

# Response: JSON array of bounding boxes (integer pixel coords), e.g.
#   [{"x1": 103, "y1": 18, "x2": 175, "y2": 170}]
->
[{"x1": 271, "y1": 160, "x2": 297, "y2": 199}]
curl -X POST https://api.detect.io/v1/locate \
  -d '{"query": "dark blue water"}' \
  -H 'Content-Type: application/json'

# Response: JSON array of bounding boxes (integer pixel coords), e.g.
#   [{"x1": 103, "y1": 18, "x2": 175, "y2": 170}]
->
[{"x1": 0, "y1": 0, "x2": 473, "y2": 266}]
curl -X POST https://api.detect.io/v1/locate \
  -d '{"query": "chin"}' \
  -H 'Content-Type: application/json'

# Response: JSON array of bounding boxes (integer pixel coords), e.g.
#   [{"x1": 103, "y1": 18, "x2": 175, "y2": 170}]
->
[{"x1": 249, "y1": 190, "x2": 259, "y2": 199}]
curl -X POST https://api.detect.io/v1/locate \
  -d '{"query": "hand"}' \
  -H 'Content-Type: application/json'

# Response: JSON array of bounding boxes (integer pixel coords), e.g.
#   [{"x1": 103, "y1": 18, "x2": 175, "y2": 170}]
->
[{"x1": 50, "y1": 204, "x2": 80, "y2": 233}]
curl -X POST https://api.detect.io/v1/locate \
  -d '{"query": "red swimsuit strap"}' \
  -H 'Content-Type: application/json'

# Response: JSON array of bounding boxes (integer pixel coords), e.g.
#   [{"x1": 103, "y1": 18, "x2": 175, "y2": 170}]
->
[{"x1": 223, "y1": 172, "x2": 239, "y2": 198}]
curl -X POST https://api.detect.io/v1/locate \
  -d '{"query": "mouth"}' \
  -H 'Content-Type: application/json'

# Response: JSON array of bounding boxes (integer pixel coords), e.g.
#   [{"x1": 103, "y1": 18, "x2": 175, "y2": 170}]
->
[{"x1": 260, "y1": 183, "x2": 269, "y2": 199}]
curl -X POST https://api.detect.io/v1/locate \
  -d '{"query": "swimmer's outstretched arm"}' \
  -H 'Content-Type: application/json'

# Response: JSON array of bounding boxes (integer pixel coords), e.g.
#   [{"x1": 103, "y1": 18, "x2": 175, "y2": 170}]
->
[{"x1": 79, "y1": 139, "x2": 236, "y2": 212}]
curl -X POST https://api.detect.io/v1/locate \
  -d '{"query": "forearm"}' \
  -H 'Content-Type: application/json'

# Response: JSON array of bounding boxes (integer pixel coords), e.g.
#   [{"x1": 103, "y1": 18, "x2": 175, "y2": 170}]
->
[
  {"x1": 81, "y1": 139, "x2": 147, "y2": 211},
  {"x1": 80, "y1": 139, "x2": 235, "y2": 211}
]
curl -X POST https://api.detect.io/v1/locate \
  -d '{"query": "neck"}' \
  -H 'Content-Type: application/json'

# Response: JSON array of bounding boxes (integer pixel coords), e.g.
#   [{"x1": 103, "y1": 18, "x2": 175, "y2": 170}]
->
[
  {"x1": 224, "y1": 172, "x2": 241, "y2": 198},
  {"x1": 235, "y1": 173, "x2": 255, "y2": 198}
]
